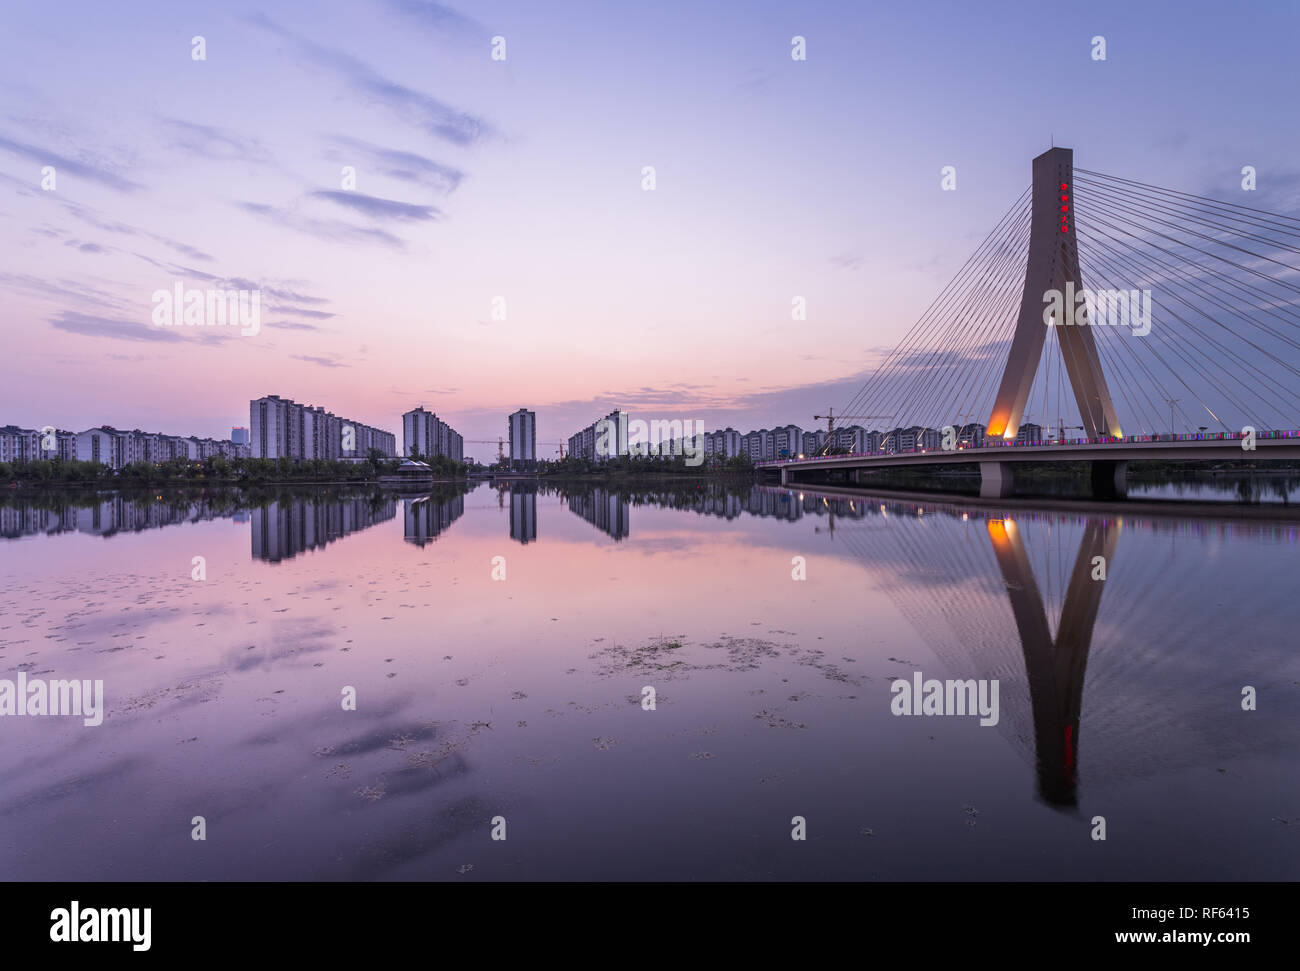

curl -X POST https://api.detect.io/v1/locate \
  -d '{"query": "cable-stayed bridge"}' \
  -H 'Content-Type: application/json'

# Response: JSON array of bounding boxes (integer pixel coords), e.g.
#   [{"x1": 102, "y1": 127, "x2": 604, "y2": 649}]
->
[{"x1": 766, "y1": 148, "x2": 1300, "y2": 497}]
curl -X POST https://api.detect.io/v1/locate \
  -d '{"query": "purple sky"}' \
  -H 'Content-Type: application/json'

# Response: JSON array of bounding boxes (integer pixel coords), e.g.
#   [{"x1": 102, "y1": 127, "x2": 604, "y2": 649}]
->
[{"x1": 2, "y1": 0, "x2": 1298, "y2": 458}]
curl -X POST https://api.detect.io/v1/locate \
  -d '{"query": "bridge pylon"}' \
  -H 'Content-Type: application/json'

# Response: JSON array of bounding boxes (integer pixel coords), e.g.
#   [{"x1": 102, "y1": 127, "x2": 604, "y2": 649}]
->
[{"x1": 986, "y1": 148, "x2": 1123, "y2": 441}]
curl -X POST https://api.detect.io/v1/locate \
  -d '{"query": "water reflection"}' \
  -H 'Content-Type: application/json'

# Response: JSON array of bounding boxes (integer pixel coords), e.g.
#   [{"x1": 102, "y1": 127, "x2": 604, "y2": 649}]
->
[
  {"x1": 0, "y1": 495, "x2": 231, "y2": 538},
  {"x1": 509, "y1": 483, "x2": 536, "y2": 544},
  {"x1": 2, "y1": 476, "x2": 1297, "y2": 879},
  {"x1": 253, "y1": 496, "x2": 397, "y2": 562},
  {"x1": 813, "y1": 487, "x2": 1298, "y2": 813},
  {"x1": 526, "y1": 479, "x2": 1299, "y2": 808},
  {"x1": 986, "y1": 516, "x2": 1117, "y2": 808},
  {"x1": 565, "y1": 486, "x2": 631, "y2": 539},
  {"x1": 403, "y1": 493, "x2": 466, "y2": 547}
]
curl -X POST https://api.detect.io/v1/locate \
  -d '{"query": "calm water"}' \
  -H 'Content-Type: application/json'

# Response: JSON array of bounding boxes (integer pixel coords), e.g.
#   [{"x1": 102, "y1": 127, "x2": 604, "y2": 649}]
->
[{"x1": 1, "y1": 480, "x2": 1297, "y2": 881}]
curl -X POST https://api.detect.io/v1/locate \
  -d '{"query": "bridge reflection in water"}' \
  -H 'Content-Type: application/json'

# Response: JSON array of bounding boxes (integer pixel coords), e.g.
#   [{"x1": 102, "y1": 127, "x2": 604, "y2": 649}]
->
[
  {"x1": 812, "y1": 486, "x2": 1299, "y2": 810},
  {"x1": 986, "y1": 517, "x2": 1117, "y2": 806}
]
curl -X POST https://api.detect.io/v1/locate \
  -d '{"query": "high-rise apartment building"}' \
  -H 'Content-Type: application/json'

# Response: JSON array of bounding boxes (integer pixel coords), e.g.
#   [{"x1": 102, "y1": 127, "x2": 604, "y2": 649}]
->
[
  {"x1": 402, "y1": 406, "x2": 463, "y2": 463},
  {"x1": 508, "y1": 409, "x2": 536, "y2": 469},
  {"x1": 251, "y1": 395, "x2": 395, "y2": 461}
]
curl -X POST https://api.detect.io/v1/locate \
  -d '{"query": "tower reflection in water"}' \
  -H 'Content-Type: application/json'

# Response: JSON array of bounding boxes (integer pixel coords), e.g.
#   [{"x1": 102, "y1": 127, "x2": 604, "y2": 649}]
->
[
  {"x1": 813, "y1": 489, "x2": 1298, "y2": 811},
  {"x1": 509, "y1": 483, "x2": 537, "y2": 544},
  {"x1": 986, "y1": 517, "x2": 1118, "y2": 807}
]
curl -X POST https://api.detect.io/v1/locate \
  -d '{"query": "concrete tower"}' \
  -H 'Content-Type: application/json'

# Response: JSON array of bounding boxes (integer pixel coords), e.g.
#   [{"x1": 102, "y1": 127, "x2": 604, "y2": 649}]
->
[{"x1": 986, "y1": 148, "x2": 1122, "y2": 440}]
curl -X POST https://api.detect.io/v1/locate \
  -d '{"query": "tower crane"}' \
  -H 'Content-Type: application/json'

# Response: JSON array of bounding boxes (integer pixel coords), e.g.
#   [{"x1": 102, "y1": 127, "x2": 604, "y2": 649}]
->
[
  {"x1": 464, "y1": 439, "x2": 569, "y2": 468},
  {"x1": 464, "y1": 439, "x2": 508, "y2": 466},
  {"x1": 810, "y1": 407, "x2": 893, "y2": 454},
  {"x1": 1054, "y1": 418, "x2": 1085, "y2": 443}
]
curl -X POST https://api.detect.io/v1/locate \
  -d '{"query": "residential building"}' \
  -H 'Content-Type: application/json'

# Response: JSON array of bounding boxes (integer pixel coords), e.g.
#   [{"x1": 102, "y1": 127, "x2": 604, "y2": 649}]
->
[
  {"x1": 1014, "y1": 422, "x2": 1044, "y2": 445},
  {"x1": 773, "y1": 424, "x2": 803, "y2": 459},
  {"x1": 0, "y1": 425, "x2": 39, "y2": 463},
  {"x1": 508, "y1": 408, "x2": 536, "y2": 470},
  {"x1": 908, "y1": 426, "x2": 944, "y2": 451},
  {"x1": 568, "y1": 409, "x2": 624, "y2": 462},
  {"x1": 75, "y1": 427, "x2": 134, "y2": 469},
  {"x1": 402, "y1": 406, "x2": 461, "y2": 463},
  {"x1": 956, "y1": 422, "x2": 986, "y2": 449},
  {"x1": 251, "y1": 395, "x2": 396, "y2": 461}
]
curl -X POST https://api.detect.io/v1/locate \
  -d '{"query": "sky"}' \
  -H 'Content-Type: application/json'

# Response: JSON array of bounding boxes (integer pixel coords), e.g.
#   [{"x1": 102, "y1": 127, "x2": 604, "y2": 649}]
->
[{"x1": 2, "y1": 0, "x2": 1299, "y2": 458}]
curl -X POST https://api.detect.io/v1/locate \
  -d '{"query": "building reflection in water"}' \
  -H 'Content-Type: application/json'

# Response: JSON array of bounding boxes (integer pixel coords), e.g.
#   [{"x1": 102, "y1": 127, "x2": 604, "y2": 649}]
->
[
  {"x1": 252, "y1": 496, "x2": 397, "y2": 562},
  {"x1": 0, "y1": 497, "x2": 229, "y2": 539},
  {"x1": 6, "y1": 480, "x2": 1296, "y2": 813},
  {"x1": 566, "y1": 487, "x2": 630, "y2": 539},
  {"x1": 509, "y1": 484, "x2": 537, "y2": 544},
  {"x1": 402, "y1": 493, "x2": 466, "y2": 547}
]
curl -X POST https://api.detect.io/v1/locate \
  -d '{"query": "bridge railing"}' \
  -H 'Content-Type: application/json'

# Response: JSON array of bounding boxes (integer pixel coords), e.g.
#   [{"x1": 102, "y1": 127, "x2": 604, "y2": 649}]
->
[{"x1": 752, "y1": 429, "x2": 1300, "y2": 467}]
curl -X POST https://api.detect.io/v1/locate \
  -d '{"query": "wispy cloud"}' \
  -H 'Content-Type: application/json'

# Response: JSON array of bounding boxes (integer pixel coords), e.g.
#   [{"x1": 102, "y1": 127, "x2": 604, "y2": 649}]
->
[
  {"x1": 61, "y1": 200, "x2": 214, "y2": 261},
  {"x1": 238, "y1": 201, "x2": 407, "y2": 250},
  {"x1": 0, "y1": 271, "x2": 126, "y2": 311},
  {"x1": 0, "y1": 133, "x2": 143, "y2": 192},
  {"x1": 323, "y1": 135, "x2": 465, "y2": 195},
  {"x1": 248, "y1": 15, "x2": 491, "y2": 146},
  {"x1": 293, "y1": 353, "x2": 349, "y2": 368},
  {"x1": 276, "y1": 306, "x2": 337, "y2": 319},
  {"x1": 159, "y1": 118, "x2": 274, "y2": 165},
  {"x1": 310, "y1": 189, "x2": 442, "y2": 222},
  {"x1": 267, "y1": 320, "x2": 328, "y2": 332},
  {"x1": 49, "y1": 310, "x2": 178, "y2": 343},
  {"x1": 381, "y1": 0, "x2": 485, "y2": 37}
]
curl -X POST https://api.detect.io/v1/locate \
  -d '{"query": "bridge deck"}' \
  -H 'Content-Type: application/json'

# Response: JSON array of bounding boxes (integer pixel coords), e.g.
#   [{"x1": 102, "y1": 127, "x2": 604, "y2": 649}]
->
[{"x1": 761, "y1": 432, "x2": 1300, "y2": 472}]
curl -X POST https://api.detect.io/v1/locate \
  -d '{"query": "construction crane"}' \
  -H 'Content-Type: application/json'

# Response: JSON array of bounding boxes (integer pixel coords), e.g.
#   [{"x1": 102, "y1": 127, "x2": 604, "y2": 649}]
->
[
  {"x1": 811, "y1": 407, "x2": 893, "y2": 454},
  {"x1": 464, "y1": 439, "x2": 569, "y2": 468},
  {"x1": 1054, "y1": 418, "x2": 1085, "y2": 443},
  {"x1": 464, "y1": 439, "x2": 508, "y2": 466}
]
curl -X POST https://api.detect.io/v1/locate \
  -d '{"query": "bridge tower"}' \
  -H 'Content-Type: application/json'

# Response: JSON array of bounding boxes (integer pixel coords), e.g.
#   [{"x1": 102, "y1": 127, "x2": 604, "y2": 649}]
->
[{"x1": 986, "y1": 148, "x2": 1123, "y2": 440}]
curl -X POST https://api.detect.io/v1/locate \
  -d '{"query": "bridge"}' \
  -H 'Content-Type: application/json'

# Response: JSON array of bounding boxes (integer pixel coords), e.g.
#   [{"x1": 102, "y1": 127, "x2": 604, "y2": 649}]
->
[
  {"x1": 765, "y1": 147, "x2": 1300, "y2": 497},
  {"x1": 765, "y1": 431, "x2": 1300, "y2": 497}
]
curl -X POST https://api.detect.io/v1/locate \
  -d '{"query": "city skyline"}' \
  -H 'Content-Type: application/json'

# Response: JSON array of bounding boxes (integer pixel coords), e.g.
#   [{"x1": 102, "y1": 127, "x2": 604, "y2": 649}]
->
[{"x1": 5, "y1": 1, "x2": 1300, "y2": 448}]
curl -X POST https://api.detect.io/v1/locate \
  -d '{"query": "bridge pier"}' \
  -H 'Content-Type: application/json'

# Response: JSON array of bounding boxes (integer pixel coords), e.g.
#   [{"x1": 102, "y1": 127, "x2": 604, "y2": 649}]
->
[
  {"x1": 979, "y1": 462, "x2": 1016, "y2": 498},
  {"x1": 1089, "y1": 460, "x2": 1127, "y2": 499}
]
